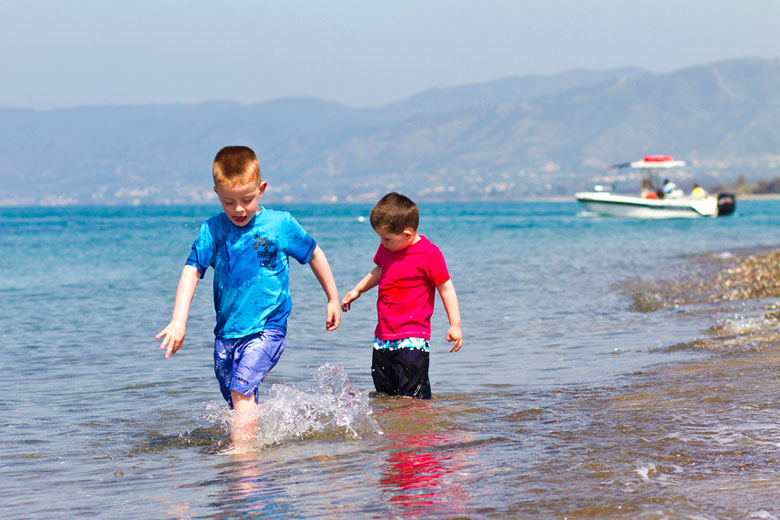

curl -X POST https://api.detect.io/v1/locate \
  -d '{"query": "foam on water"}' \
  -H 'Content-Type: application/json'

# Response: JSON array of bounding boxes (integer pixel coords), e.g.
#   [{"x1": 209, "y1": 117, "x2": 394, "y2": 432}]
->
[
  {"x1": 635, "y1": 463, "x2": 657, "y2": 482},
  {"x1": 751, "y1": 511, "x2": 780, "y2": 520},
  {"x1": 715, "y1": 315, "x2": 777, "y2": 335}
]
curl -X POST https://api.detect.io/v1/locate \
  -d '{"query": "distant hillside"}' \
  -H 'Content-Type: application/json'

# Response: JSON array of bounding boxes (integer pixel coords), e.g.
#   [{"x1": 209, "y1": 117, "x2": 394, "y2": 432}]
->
[
  {"x1": 1, "y1": 59, "x2": 779, "y2": 205},
  {"x1": 372, "y1": 67, "x2": 645, "y2": 121}
]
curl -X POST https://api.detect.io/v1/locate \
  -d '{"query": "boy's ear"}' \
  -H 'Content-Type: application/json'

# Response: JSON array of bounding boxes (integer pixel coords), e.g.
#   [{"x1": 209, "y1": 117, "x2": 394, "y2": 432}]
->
[
  {"x1": 258, "y1": 180, "x2": 268, "y2": 196},
  {"x1": 403, "y1": 227, "x2": 416, "y2": 237}
]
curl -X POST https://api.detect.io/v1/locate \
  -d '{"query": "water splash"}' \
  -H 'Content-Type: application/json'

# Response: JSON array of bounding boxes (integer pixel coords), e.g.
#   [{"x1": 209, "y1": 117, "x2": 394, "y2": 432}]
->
[{"x1": 254, "y1": 363, "x2": 381, "y2": 447}]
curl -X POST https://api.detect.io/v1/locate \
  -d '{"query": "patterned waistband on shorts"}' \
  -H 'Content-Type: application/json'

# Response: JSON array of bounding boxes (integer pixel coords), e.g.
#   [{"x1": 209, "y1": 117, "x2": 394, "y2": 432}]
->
[{"x1": 373, "y1": 337, "x2": 430, "y2": 352}]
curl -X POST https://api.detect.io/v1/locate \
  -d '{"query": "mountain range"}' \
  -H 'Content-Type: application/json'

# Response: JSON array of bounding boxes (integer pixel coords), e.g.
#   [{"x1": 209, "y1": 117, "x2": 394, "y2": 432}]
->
[{"x1": 1, "y1": 57, "x2": 779, "y2": 206}]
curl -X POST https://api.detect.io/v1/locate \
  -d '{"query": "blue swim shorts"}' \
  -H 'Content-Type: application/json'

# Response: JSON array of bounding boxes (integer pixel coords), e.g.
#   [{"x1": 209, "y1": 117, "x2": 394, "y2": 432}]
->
[{"x1": 213, "y1": 329, "x2": 286, "y2": 408}]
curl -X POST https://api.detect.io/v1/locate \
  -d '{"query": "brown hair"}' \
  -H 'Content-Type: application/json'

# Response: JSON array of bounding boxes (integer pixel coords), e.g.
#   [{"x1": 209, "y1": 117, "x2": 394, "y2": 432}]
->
[
  {"x1": 212, "y1": 146, "x2": 261, "y2": 187},
  {"x1": 369, "y1": 192, "x2": 419, "y2": 234}
]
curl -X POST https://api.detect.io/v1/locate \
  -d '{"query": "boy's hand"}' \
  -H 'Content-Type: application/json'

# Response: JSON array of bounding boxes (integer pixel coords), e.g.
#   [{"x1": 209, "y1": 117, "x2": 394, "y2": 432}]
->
[
  {"x1": 156, "y1": 320, "x2": 186, "y2": 358},
  {"x1": 446, "y1": 325, "x2": 463, "y2": 352},
  {"x1": 340, "y1": 289, "x2": 361, "y2": 311},
  {"x1": 326, "y1": 301, "x2": 341, "y2": 331}
]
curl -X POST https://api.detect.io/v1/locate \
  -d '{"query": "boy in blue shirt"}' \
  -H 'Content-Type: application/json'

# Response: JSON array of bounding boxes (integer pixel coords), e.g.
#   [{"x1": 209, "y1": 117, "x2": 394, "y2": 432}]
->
[{"x1": 156, "y1": 145, "x2": 341, "y2": 449}]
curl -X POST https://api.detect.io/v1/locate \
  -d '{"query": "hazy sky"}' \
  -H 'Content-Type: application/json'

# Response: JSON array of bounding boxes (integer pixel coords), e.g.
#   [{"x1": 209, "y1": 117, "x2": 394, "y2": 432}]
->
[{"x1": 2, "y1": 0, "x2": 779, "y2": 109}]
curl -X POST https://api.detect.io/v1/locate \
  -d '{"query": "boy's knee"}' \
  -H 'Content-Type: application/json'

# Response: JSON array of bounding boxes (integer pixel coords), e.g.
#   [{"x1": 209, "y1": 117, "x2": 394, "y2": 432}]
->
[{"x1": 231, "y1": 390, "x2": 257, "y2": 412}]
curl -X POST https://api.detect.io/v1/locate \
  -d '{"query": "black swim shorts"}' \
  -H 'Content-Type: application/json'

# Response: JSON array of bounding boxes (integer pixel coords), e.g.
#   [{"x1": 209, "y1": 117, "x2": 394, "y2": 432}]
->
[{"x1": 371, "y1": 347, "x2": 431, "y2": 399}]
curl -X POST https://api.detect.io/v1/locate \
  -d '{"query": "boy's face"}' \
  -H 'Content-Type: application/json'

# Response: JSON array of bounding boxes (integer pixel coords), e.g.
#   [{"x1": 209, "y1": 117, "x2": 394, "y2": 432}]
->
[
  {"x1": 213, "y1": 179, "x2": 267, "y2": 227},
  {"x1": 374, "y1": 227, "x2": 418, "y2": 252}
]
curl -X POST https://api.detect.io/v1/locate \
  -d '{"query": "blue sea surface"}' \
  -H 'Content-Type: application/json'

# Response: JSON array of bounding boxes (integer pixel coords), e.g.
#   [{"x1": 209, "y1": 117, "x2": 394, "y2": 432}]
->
[{"x1": 2, "y1": 200, "x2": 780, "y2": 518}]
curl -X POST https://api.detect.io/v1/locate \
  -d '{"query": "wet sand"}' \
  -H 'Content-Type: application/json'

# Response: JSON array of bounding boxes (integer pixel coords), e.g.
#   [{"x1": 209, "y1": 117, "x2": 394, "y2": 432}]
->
[{"x1": 591, "y1": 248, "x2": 780, "y2": 517}]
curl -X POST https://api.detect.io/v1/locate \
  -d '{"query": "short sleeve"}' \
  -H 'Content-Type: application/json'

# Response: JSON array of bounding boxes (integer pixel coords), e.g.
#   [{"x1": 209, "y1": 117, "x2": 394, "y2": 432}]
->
[
  {"x1": 185, "y1": 220, "x2": 215, "y2": 278},
  {"x1": 373, "y1": 244, "x2": 384, "y2": 267},
  {"x1": 283, "y1": 213, "x2": 317, "y2": 264},
  {"x1": 424, "y1": 244, "x2": 450, "y2": 287}
]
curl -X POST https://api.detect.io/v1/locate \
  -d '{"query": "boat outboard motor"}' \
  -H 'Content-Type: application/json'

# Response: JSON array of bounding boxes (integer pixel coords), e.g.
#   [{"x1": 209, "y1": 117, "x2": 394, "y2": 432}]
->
[{"x1": 717, "y1": 193, "x2": 736, "y2": 216}]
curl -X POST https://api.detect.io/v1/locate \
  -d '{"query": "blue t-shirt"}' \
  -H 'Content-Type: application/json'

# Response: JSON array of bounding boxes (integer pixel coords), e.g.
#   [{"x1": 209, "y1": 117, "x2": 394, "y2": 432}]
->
[{"x1": 185, "y1": 208, "x2": 316, "y2": 339}]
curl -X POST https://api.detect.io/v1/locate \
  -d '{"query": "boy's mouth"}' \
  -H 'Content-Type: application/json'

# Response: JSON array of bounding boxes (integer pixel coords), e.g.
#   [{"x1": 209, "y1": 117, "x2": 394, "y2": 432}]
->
[{"x1": 232, "y1": 215, "x2": 248, "y2": 224}]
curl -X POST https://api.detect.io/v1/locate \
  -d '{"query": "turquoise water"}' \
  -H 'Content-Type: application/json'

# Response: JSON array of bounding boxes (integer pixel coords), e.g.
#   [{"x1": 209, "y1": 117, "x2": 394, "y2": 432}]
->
[{"x1": 2, "y1": 201, "x2": 780, "y2": 518}]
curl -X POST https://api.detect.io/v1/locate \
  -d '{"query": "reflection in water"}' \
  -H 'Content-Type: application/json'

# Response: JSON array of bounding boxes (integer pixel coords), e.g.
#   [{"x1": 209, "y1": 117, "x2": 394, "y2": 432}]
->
[
  {"x1": 380, "y1": 432, "x2": 472, "y2": 516},
  {"x1": 210, "y1": 454, "x2": 289, "y2": 518}
]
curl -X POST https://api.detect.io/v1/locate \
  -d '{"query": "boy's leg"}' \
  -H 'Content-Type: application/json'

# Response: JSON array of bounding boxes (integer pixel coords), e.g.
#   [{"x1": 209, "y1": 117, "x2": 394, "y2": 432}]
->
[
  {"x1": 371, "y1": 347, "x2": 397, "y2": 396},
  {"x1": 394, "y1": 348, "x2": 431, "y2": 399},
  {"x1": 213, "y1": 330, "x2": 287, "y2": 448},
  {"x1": 230, "y1": 390, "x2": 258, "y2": 450}
]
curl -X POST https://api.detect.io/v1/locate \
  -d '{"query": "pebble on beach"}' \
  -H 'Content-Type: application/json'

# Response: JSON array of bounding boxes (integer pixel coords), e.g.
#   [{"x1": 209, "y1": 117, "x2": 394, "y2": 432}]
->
[
  {"x1": 626, "y1": 249, "x2": 780, "y2": 315},
  {"x1": 711, "y1": 250, "x2": 780, "y2": 302}
]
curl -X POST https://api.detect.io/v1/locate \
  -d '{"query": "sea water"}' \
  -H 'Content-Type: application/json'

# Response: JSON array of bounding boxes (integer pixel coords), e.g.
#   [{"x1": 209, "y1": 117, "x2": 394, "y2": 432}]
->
[{"x1": 2, "y1": 201, "x2": 780, "y2": 518}]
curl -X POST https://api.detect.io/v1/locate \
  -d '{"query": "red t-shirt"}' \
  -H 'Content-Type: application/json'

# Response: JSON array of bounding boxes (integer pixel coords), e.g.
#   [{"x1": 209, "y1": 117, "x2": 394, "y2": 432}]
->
[{"x1": 373, "y1": 236, "x2": 450, "y2": 340}]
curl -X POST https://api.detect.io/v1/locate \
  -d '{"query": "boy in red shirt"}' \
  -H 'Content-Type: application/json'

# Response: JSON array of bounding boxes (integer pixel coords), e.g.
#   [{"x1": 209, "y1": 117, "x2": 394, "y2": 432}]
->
[{"x1": 341, "y1": 192, "x2": 463, "y2": 399}]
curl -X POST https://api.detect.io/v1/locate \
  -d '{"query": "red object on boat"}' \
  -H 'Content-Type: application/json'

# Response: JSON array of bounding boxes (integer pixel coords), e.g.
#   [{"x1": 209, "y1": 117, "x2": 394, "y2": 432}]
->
[
  {"x1": 643, "y1": 155, "x2": 674, "y2": 162},
  {"x1": 644, "y1": 192, "x2": 659, "y2": 199}
]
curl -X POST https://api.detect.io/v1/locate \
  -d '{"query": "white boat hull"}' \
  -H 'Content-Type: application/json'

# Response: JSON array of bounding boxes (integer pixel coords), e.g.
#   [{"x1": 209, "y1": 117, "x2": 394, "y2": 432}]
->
[{"x1": 575, "y1": 192, "x2": 721, "y2": 219}]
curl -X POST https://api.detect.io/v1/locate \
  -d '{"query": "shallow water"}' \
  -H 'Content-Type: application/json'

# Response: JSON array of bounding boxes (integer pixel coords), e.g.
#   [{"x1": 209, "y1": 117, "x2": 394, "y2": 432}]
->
[{"x1": 2, "y1": 201, "x2": 780, "y2": 518}]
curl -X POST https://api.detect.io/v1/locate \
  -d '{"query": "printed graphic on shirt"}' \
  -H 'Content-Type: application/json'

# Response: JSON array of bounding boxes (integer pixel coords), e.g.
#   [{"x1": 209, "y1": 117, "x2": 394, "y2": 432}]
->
[{"x1": 253, "y1": 234, "x2": 279, "y2": 268}]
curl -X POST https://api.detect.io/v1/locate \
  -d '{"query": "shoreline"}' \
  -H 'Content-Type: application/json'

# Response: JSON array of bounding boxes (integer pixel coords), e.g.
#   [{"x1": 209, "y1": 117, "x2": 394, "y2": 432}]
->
[
  {"x1": 735, "y1": 193, "x2": 780, "y2": 200},
  {"x1": 2, "y1": 194, "x2": 780, "y2": 208}
]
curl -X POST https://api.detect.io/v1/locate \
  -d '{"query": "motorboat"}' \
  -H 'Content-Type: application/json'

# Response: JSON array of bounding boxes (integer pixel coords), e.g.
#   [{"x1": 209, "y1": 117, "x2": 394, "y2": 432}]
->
[{"x1": 575, "y1": 156, "x2": 736, "y2": 219}]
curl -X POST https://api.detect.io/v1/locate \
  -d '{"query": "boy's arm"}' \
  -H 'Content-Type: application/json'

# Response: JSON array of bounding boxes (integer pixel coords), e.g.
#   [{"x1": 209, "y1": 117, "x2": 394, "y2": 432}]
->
[
  {"x1": 341, "y1": 266, "x2": 381, "y2": 311},
  {"x1": 437, "y1": 279, "x2": 463, "y2": 352},
  {"x1": 308, "y1": 245, "x2": 341, "y2": 331},
  {"x1": 156, "y1": 264, "x2": 201, "y2": 358}
]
